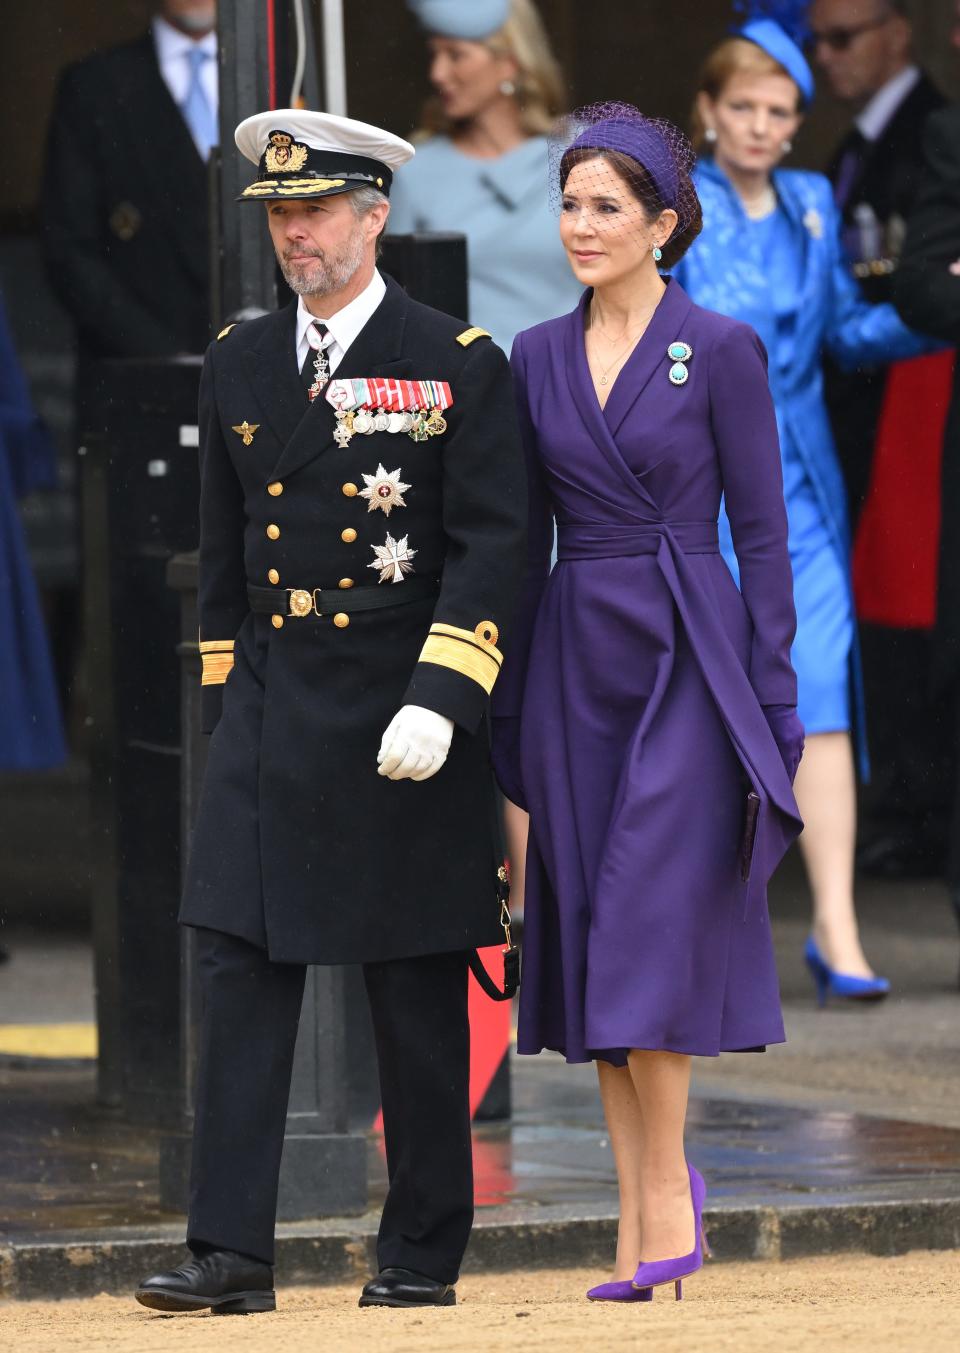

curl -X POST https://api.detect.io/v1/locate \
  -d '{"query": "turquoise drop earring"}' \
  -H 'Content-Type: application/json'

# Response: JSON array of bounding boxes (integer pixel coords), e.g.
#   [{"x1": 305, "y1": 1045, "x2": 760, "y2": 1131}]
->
[{"x1": 653, "y1": 245, "x2": 663, "y2": 262}]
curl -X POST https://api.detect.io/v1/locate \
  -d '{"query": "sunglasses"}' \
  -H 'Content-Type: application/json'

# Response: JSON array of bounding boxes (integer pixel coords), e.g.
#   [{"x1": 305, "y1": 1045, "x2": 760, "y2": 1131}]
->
[{"x1": 806, "y1": 14, "x2": 891, "y2": 52}]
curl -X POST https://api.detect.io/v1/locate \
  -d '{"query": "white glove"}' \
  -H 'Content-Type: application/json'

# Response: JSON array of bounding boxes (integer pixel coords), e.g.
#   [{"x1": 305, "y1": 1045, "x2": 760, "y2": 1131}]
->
[{"x1": 377, "y1": 704, "x2": 454, "y2": 782}]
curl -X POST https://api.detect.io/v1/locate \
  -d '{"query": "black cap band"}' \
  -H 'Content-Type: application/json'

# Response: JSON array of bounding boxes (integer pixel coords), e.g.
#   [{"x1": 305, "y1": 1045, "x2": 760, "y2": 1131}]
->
[{"x1": 239, "y1": 134, "x2": 393, "y2": 201}]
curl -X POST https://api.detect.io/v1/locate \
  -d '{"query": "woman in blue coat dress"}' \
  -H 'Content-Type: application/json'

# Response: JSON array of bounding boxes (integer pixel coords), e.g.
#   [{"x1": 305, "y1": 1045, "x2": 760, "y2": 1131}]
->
[{"x1": 674, "y1": 19, "x2": 935, "y2": 1003}]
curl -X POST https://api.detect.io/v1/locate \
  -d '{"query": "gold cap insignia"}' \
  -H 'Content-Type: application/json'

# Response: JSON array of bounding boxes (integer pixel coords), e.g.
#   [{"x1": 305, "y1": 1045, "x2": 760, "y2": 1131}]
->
[{"x1": 265, "y1": 130, "x2": 309, "y2": 174}]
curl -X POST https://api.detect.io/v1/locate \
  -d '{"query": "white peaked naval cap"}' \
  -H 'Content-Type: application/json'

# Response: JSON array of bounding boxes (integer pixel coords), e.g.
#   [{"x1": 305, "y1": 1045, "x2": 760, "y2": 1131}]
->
[{"x1": 234, "y1": 109, "x2": 415, "y2": 202}]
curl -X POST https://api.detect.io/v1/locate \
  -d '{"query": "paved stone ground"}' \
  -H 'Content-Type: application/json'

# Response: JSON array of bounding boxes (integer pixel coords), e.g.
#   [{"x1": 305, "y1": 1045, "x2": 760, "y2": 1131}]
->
[
  {"x1": 2, "y1": 1253, "x2": 958, "y2": 1353},
  {"x1": 2, "y1": 771, "x2": 959, "y2": 1303}
]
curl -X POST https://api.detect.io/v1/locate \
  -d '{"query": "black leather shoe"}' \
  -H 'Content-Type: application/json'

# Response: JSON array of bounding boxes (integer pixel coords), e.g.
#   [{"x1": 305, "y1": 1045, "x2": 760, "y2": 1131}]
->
[
  {"x1": 358, "y1": 1267, "x2": 456, "y2": 1308},
  {"x1": 135, "y1": 1248, "x2": 275, "y2": 1314}
]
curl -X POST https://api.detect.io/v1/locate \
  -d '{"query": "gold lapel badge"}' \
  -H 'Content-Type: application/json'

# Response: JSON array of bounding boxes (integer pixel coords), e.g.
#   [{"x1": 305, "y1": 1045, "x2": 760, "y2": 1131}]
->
[{"x1": 232, "y1": 420, "x2": 260, "y2": 446}]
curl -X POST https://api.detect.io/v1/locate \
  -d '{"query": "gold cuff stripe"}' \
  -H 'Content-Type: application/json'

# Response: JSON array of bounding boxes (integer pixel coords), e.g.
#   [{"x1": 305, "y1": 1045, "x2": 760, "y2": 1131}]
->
[
  {"x1": 201, "y1": 652, "x2": 234, "y2": 686},
  {"x1": 419, "y1": 635, "x2": 501, "y2": 695},
  {"x1": 428, "y1": 622, "x2": 503, "y2": 666},
  {"x1": 200, "y1": 640, "x2": 235, "y2": 687}
]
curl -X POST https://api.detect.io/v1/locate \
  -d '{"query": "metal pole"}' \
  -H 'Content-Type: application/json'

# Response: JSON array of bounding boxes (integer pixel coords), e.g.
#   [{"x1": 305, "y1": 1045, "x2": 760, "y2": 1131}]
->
[
  {"x1": 321, "y1": 0, "x2": 348, "y2": 114},
  {"x1": 216, "y1": 0, "x2": 276, "y2": 318}
]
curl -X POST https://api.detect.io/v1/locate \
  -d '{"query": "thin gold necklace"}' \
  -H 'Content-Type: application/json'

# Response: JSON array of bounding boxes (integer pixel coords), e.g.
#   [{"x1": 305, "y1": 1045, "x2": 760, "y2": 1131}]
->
[{"x1": 589, "y1": 303, "x2": 656, "y2": 386}]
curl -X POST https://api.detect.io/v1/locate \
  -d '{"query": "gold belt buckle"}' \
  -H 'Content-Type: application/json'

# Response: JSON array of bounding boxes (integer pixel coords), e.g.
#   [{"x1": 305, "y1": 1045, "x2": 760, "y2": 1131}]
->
[{"x1": 287, "y1": 588, "x2": 313, "y2": 618}]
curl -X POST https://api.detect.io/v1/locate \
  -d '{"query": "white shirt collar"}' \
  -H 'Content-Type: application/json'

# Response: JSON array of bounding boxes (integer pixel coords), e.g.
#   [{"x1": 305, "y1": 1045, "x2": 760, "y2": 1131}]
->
[
  {"x1": 855, "y1": 65, "x2": 920, "y2": 142},
  {"x1": 152, "y1": 13, "x2": 217, "y2": 63},
  {"x1": 295, "y1": 269, "x2": 387, "y2": 374}
]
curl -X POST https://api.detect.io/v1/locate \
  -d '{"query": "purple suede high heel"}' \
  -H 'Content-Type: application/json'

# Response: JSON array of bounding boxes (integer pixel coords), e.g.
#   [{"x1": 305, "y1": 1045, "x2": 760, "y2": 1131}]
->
[
  {"x1": 630, "y1": 1163, "x2": 709, "y2": 1301},
  {"x1": 586, "y1": 1280, "x2": 653, "y2": 1302}
]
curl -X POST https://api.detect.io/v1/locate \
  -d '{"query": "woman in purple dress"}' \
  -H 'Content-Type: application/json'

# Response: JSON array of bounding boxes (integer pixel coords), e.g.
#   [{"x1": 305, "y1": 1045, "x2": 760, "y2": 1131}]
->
[{"x1": 492, "y1": 105, "x2": 803, "y2": 1301}]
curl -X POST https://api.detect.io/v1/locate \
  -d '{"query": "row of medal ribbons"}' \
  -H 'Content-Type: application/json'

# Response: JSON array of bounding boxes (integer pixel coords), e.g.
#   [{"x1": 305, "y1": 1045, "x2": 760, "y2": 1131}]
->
[{"x1": 327, "y1": 377, "x2": 454, "y2": 444}]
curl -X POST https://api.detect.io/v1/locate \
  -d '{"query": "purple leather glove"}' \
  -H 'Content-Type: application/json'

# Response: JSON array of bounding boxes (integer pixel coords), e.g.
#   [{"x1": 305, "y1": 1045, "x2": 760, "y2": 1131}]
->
[
  {"x1": 491, "y1": 716, "x2": 528, "y2": 811},
  {"x1": 763, "y1": 704, "x2": 805, "y2": 784}
]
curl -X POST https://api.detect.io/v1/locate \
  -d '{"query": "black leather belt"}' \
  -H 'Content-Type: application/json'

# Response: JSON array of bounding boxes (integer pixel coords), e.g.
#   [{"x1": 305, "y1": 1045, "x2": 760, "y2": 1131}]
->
[{"x1": 247, "y1": 576, "x2": 439, "y2": 619}]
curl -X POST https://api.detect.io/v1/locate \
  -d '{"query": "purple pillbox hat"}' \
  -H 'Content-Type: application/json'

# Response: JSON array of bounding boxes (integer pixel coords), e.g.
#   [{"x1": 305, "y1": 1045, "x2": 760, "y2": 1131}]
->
[{"x1": 570, "y1": 118, "x2": 680, "y2": 208}]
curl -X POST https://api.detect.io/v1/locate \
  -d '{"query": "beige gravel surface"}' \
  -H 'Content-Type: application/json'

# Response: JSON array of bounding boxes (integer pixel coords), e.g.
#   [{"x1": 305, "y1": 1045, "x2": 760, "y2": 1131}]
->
[{"x1": 2, "y1": 1251, "x2": 958, "y2": 1353}]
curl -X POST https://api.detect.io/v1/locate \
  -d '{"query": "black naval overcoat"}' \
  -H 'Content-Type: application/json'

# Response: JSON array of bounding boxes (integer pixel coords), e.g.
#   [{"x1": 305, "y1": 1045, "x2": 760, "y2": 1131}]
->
[{"x1": 179, "y1": 276, "x2": 527, "y2": 964}]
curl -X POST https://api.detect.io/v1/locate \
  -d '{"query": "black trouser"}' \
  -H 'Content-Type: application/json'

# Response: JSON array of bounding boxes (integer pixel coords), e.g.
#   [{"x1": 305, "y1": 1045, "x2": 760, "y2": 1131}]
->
[{"x1": 186, "y1": 927, "x2": 473, "y2": 1283}]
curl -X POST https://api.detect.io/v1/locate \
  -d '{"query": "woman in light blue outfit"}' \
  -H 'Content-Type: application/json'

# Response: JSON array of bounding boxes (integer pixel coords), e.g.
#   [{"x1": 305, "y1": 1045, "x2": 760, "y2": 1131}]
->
[
  {"x1": 391, "y1": 0, "x2": 581, "y2": 353},
  {"x1": 674, "y1": 19, "x2": 936, "y2": 1002},
  {"x1": 394, "y1": 0, "x2": 580, "y2": 899}
]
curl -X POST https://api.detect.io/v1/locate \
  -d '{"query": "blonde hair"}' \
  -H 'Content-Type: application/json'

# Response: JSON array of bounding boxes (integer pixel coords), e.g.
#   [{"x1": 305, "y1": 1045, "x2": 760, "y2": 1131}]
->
[
  {"x1": 691, "y1": 36, "x2": 800, "y2": 150},
  {"x1": 417, "y1": 0, "x2": 566, "y2": 139}
]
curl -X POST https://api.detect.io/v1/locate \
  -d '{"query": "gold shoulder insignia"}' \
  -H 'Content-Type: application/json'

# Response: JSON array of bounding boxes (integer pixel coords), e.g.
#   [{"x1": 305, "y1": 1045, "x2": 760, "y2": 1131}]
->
[
  {"x1": 217, "y1": 323, "x2": 237, "y2": 341},
  {"x1": 456, "y1": 327, "x2": 491, "y2": 348}
]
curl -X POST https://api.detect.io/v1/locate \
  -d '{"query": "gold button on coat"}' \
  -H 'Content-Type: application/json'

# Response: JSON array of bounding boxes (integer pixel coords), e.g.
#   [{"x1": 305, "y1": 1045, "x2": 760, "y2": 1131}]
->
[
  {"x1": 342, "y1": 482, "x2": 359, "y2": 498},
  {"x1": 267, "y1": 481, "x2": 283, "y2": 496},
  {"x1": 338, "y1": 578, "x2": 354, "y2": 589},
  {"x1": 341, "y1": 528, "x2": 357, "y2": 543},
  {"x1": 271, "y1": 614, "x2": 284, "y2": 629},
  {"x1": 266, "y1": 523, "x2": 280, "y2": 540},
  {"x1": 333, "y1": 613, "x2": 350, "y2": 628},
  {"x1": 267, "y1": 568, "x2": 280, "y2": 584}
]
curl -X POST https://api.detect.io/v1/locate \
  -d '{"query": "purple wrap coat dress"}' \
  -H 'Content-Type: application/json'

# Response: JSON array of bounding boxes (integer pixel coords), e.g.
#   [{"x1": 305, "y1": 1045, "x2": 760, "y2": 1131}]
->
[{"x1": 493, "y1": 278, "x2": 803, "y2": 1064}]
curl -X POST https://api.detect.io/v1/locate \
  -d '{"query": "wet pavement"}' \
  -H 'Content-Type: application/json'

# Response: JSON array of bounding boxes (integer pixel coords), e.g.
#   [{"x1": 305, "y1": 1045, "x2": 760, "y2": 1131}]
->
[{"x1": 3, "y1": 775, "x2": 960, "y2": 1294}]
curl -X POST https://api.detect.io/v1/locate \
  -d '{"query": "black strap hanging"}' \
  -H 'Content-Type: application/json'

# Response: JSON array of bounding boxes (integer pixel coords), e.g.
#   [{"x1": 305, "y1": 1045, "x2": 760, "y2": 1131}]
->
[{"x1": 467, "y1": 862, "x2": 520, "y2": 1002}]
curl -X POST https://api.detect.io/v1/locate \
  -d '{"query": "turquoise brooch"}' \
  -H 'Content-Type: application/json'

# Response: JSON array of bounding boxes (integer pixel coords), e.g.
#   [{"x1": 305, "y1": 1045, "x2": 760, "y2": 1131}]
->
[{"x1": 667, "y1": 341, "x2": 692, "y2": 386}]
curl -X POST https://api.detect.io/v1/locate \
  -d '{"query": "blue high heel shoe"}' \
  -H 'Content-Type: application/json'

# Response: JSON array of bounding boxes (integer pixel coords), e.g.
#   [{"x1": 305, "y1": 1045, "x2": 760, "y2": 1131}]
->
[{"x1": 804, "y1": 937, "x2": 890, "y2": 1008}]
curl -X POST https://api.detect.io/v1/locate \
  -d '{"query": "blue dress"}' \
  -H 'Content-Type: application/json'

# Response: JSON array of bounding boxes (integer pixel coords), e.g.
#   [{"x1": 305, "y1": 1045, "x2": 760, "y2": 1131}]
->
[
  {"x1": 388, "y1": 134, "x2": 582, "y2": 352},
  {"x1": 675, "y1": 159, "x2": 936, "y2": 765},
  {"x1": 0, "y1": 295, "x2": 66, "y2": 770}
]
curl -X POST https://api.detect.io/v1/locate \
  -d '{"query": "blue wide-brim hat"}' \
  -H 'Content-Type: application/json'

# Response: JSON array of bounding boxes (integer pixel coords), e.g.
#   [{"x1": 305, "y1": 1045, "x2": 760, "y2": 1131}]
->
[
  {"x1": 737, "y1": 17, "x2": 815, "y2": 105},
  {"x1": 407, "y1": 0, "x2": 510, "y2": 40}
]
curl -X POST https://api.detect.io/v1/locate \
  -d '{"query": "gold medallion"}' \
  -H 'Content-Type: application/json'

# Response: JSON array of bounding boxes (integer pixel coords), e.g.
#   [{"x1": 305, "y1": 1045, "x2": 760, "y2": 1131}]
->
[{"x1": 425, "y1": 407, "x2": 447, "y2": 436}]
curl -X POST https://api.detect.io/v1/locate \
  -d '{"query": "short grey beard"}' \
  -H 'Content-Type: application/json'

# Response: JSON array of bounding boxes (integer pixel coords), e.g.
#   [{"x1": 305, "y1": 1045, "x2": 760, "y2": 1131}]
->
[{"x1": 278, "y1": 224, "x2": 367, "y2": 298}]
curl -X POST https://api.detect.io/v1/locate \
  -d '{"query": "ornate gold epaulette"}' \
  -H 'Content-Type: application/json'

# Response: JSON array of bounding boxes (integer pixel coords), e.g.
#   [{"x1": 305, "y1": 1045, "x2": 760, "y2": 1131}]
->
[
  {"x1": 216, "y1": 323, "x2": 237, "y2": 341},
  {"x1": 456, "y1": 327, "x2": 491, "y2": 347}
]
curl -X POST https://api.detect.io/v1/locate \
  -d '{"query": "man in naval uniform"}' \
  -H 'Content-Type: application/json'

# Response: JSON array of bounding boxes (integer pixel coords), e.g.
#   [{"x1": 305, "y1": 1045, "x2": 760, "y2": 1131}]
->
[{"x1": 135, "y1": 110, "x2": 526, "y2": 1314}]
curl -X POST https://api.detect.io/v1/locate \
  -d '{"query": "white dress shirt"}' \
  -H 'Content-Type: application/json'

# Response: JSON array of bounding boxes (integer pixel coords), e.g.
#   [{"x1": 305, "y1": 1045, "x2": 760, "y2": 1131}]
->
[
  {"x1": 855, "y1": 65, "x2": 920, "y2": 142},
  {"x1": 152, "y1": 14, "x2": 218, "y2": 151},
  {"x1": 294, "y1": 269, "x2": 387, "y2": 376}
]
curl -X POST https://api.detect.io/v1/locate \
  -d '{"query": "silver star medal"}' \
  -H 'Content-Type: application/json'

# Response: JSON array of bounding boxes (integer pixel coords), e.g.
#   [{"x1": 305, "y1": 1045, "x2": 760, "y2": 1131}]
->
[
  {"x1": 369, "y1": 533, "x2": 417, "y2": 584},
  {"x1": 360, "y1": 464, "x2": 411, "y2": 517}
]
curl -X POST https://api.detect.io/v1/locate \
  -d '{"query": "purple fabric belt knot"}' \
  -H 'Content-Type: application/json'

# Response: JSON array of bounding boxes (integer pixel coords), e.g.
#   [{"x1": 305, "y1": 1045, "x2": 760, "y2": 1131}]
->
[{"x1": 556, "y1": 520, "x2": 720, "y2": 561}]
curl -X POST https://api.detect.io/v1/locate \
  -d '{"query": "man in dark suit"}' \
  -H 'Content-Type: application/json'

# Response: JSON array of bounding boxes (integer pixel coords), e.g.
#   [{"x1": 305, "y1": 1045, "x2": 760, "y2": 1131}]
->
[
  {"x1": 41, "y1": 0, "x2": 218, "y2": 373},
  {"x1": 134, "y1": 110, "x2": 526, "y2": 1313},
  {"x1": 810, "y1": 0, "x2": 948, "y2": 877},
  {"x1": 811, "y1": 0, "x2": 944, "y2": 519},
  {"x1": 893, "y1": 1, "x2": 960, "y2": 974}
]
